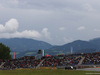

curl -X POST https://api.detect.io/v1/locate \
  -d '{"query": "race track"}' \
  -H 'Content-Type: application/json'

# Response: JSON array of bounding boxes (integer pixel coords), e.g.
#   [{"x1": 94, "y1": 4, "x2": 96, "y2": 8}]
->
[{"x1": 77, "y1": 68, "x2": 100, "y2": 71}]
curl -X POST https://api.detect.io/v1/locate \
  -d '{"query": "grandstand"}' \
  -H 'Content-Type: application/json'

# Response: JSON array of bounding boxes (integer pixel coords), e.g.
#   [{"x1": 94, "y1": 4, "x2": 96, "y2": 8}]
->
[{"x1": 0, "y1": 51, "x2": 100, "y2": 70}]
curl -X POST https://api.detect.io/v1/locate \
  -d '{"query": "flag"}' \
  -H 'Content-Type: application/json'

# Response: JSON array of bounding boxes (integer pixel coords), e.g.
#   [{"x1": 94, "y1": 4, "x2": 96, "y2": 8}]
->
[
  {"x1": 71, "y1": 47, "x2": 73, "y2": 54},
  {"x1": 13, "y1": 52, "x2": 15, "y2": 59}
]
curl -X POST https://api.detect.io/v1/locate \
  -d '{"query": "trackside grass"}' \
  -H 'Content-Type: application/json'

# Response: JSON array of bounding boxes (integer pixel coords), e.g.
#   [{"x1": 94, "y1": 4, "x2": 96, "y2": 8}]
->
[{"x1": 0, "y1": 69, "x2": 100, "y2": 75}]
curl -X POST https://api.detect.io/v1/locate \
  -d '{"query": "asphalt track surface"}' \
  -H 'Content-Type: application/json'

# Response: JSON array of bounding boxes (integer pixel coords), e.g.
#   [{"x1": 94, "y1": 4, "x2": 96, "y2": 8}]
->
[{"x1": 77, "y1": 68, "x2": 100, "y2": 71}]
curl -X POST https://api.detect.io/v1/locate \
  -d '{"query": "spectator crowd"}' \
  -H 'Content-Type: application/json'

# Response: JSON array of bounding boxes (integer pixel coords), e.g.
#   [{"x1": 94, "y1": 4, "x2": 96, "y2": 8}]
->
[
  {"x1": 82, "y1": 52, "x2": 100, "y2": 65},
  {"x1": 0, "y1": 52, "x2": 100, "y2": 70}
]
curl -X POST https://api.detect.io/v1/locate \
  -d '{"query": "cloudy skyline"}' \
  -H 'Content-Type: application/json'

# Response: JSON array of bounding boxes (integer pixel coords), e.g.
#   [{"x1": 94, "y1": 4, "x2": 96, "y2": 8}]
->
[{"x1": 0, "y1": 0, "x2": 100, "y2": 45}]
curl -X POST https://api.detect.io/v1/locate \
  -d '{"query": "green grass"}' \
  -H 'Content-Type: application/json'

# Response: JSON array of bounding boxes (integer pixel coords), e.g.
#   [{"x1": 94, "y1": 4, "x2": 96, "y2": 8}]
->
[{"x1": 0, "y1": 69, "x2": 100, "y2": 75}]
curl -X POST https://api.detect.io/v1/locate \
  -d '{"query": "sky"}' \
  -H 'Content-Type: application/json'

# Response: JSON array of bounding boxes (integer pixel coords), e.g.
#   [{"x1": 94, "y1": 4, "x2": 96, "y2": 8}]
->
[{"x1": 0, "y1": 0, "x2": 100, "y2": 45}]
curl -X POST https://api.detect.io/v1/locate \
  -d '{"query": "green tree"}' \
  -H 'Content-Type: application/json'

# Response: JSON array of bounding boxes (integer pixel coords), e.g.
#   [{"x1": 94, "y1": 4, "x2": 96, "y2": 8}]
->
[{"x1": 0, "y1": 43, "x2": 11, "y2": 59}]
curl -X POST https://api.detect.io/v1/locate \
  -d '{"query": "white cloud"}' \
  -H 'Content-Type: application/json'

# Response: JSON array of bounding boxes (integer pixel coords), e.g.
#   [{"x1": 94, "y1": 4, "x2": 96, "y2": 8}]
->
[
  {"x1": 0, "y1": 18, "x2": 43, "y2": 39},
  {"x1": 5, "y1": 18, "x2": 18, "y2": 33},
  {"x1": 0, "y1": 18, "x2": 18, "y2": 33},
  {"x1": 42, "y1": 28, "x2": 51, "y2": 39},
  {"x1": 0, "y1": 30, "x2": 41, "y2": 39},
  {"x1": 14, "y1": 30, "x2": 41, "y2": 38},
  {"x1": 0, "y1": 24, "x2": 5, "y2": 32},
  {"x1": 77, "y1": 26, "x2": 86, "y2": 30},
  {"x1": 59, "y1": 27, "x2": 65, "y2": 31},
  {"x1": 0, "y1": 18, "x2": 53, "y2": 40}
]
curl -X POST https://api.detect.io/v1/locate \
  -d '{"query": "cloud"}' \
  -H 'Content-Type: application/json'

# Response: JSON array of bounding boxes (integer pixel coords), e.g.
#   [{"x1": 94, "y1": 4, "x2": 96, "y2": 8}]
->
[
  {"x1": 42, "y1": 28, "x2": 51, "y2": 39},
  {"x1": 15, "y1": 30, "x2": 41, "y2": 38},
  {"x1": 83, "y1": 3, "x2": 95, "y2": 12},
  {"x1": 0, "y1": 24, "x2": 5, "y2": 32},
  {"x1": 59, "y1": 27, "x2": 65, "y2": 31},
  {"x1": 0, "y1": 0, "x2": 19, "y2": 8},
  {"x1": 5, "y1": 18, "x2": 19, "y2": 33},
  {"x1": 77, "y1": 26, "x2": 86, "y2": 30},
  {"x1": 94, "y1": 29, "x2": 100, "y2": 32},
  {"x1": 10, "y1": 0, "x2": 19, "y2": 5},
  {"x1": 0, "y1": 30, "x2": 41, "y2": 39},
  {"x1": 63, "y1": 37, "x2": 73, "y2": 43},
  {"x1": 0, "y1": 0, "x2": 100, "y2": 45},
  {"x1": 0, "y1": 18, "x2": 52, "y2": 40},
  {"x1": 0, "y1": 18, "x2": 43, "y2": 39},
  {"x1": 0, "y1": 18, "x2": 18, "y2": 33}
]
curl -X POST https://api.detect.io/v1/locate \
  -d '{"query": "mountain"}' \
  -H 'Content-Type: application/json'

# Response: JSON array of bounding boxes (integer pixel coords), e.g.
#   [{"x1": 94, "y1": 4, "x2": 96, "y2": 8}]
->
[
  {"x1": 89, "y1": 38, "x2": 100, "y2": 48},
  {"x1": 46, "y1": 40, "x2": 99, "y2": 55},
  {"x1": 9, "y1": 39, "x2": 99, "y2": 58},
  {"x1": 0, "y1": 38, "x2": 53, "y2": 52},
  {"x1": 1, "y1": 38, "x2": 100, "y2": 58}
]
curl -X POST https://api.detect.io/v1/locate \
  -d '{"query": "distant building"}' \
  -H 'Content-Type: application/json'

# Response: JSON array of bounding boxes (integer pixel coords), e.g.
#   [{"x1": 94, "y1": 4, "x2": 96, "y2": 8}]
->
[{"x1": 35, "y1": 50, "x2": 45, "y2": 59}]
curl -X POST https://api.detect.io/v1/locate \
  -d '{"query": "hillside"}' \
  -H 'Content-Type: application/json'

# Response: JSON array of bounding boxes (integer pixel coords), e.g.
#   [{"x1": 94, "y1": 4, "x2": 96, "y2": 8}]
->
[
  {"x1": 14, "y1": 40, "x2": 99, "y2": 58},
  {"x1": 1, "y1": 38, "x2": 100, "y2": 58},
  {"x1": 46, "y1": 40, "x2": 99, "y2": 55},
  {"x1": 0, "y1": 38, "x2": 53, "y2": 52},
  {"x1": 89, "y1": 38, "x2": 100, "y2": 48}
]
